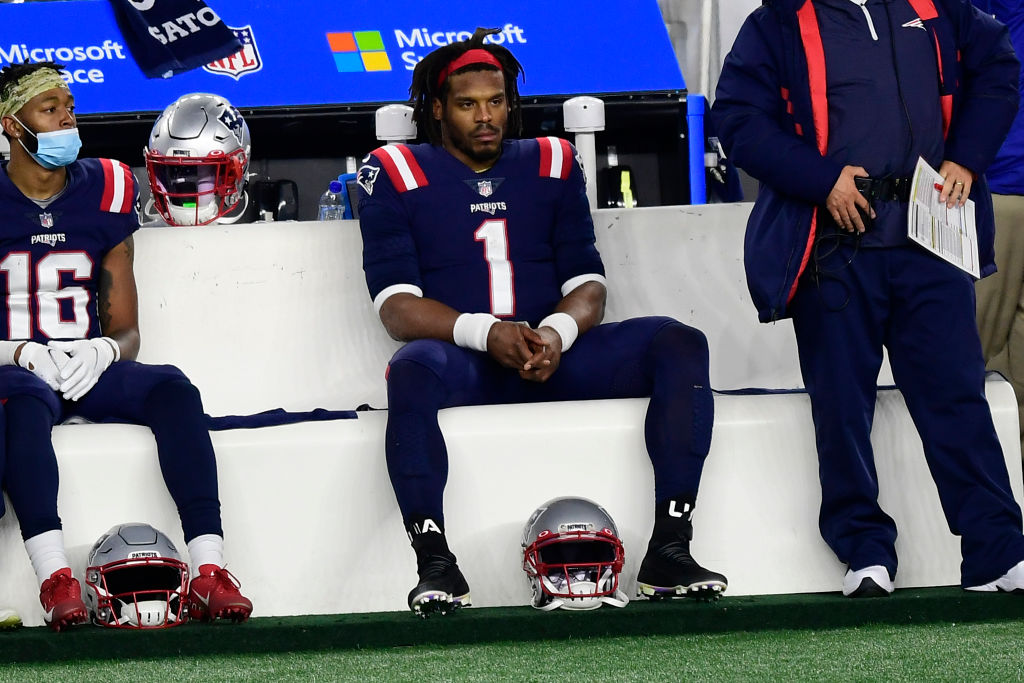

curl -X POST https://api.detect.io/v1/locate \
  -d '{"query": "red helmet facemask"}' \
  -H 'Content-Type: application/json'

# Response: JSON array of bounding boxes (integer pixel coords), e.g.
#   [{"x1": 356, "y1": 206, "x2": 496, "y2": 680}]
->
[
  {"x1": 145, "y1": 148, "x2": 247, "y2": 226},
  {"x1": 523, "y1": 528, "x2": 625, "y2": 608},
  {"x1": 85, "y1": 555, "x2": 190, "y2": 629}
]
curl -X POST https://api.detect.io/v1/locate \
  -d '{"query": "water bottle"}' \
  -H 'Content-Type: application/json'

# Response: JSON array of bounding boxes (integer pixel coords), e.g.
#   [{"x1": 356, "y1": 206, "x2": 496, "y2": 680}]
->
[{"x1": 317, "y1": 180, "x2": 346, "y2": 221}]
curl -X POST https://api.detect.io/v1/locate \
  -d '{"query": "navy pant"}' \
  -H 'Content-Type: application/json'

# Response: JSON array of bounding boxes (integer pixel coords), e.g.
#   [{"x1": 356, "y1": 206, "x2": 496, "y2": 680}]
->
[
  {"x1": 0, "y1": 360, "x2": 222, "y2": 542},
  {"x1": 791, "y1": 244, "x2": 1024, "y2": 586},
  {"x1": 384, "y1": 316, "x2": 714, "y2": 527}
]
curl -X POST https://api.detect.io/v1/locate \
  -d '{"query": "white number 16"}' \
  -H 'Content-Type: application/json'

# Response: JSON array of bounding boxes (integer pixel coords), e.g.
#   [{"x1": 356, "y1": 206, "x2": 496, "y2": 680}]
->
[{"x1": 0, "y1": 251, "x2": 93, "y2": 340}]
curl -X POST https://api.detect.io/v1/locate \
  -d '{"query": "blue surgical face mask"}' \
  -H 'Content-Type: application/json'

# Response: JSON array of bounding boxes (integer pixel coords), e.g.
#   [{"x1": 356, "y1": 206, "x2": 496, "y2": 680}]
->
[{"x1": 12, "y1": 116, "x2": 82, "y2": 169}]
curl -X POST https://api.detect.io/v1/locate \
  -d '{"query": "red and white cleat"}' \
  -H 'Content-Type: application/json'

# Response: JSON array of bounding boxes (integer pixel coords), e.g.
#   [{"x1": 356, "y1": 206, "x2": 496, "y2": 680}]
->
[
  {"x1": 187, "y1": 564, "x2": 253, "y2": 623},
  {"x1": 40, "y1": 568, "x2": 87, "y2": 632}
]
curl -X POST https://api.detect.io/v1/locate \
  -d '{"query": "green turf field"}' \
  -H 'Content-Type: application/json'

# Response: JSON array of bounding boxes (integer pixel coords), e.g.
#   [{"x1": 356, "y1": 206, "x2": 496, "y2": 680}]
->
[{"x1": 2, "y1": 588, "x2": 1023, "y2": 681}]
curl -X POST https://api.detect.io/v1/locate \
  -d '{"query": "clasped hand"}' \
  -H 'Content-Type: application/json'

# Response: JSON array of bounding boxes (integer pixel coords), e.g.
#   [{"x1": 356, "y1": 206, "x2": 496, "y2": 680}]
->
[
  {"x1": 46, "y1": 338, "x2": 118, "y2": 401},
  {"x1": 486, "y1": 321, "x2": 563, "y2": 383},
  {"x1": 16, "y1": 341, "x2": 69, "y2": 392}
]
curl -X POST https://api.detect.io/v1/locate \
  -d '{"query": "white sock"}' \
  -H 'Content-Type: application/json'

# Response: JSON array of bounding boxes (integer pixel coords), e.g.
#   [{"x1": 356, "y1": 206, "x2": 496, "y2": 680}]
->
[
  {"x1": 187, "y1": 534, "x2": 225, "y2": 576},
  {"x1": 24, "y1": 530, "x2": 70, "y2": 588}
]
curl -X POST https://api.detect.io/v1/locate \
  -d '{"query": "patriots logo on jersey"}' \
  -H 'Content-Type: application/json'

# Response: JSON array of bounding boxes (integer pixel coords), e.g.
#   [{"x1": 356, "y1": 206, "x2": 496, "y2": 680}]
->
[
  {"x1": 357, "y1": 165, "x2": 380, "y2": 196},
  {"x1": 30, "y1": 233, "x2": 66, "y2": 246},
  {"x1": 470, "y1": 201, "x2": 507, "y2": 215}
]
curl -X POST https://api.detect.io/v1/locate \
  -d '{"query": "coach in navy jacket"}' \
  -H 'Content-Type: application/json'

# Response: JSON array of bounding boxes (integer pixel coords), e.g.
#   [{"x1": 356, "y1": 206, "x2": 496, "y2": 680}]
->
[
  {"x1": 714, "y1": 0, "x2": 1017, "y2": 322},
  {"x1": 713, "y1": 0, "x2": 1024, "y2": 597}
]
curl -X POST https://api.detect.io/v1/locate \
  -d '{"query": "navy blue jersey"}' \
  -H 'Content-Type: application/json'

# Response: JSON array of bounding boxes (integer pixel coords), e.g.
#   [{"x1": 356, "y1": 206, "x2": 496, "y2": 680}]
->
[
  {"x1": 357, "y1": 138, "x2": 605, "y2": 326},
  {"x1": 0, "y1": 158, "x2": 138, "y2": 343}
]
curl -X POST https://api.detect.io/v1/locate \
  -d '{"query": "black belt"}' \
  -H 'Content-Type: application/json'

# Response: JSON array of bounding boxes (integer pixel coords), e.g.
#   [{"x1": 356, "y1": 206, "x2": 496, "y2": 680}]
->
[{"x1": 854, "y1": 175, "x2": 913, "y2": 203}]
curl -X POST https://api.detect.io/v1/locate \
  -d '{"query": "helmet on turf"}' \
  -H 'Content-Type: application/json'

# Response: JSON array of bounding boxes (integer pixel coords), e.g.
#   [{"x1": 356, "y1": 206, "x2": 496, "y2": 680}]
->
[
  {"x1": 144, "y1": 92, "x2": 250, "y2": 226},
  {"x1": 84, "y1": 522, "x2": 189, "y2": 628},
  {"x1": 521, "y1": 496, "x2": 628, "y2": 611}
]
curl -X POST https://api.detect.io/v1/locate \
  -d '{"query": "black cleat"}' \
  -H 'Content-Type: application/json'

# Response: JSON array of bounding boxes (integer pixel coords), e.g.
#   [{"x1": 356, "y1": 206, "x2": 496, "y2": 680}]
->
[
  {"x1": 636, "y1": 540, "x2": 727, "y2": 601},
  {"x1": 407, "y1": 554, "x2": 471, "y2": 618}
]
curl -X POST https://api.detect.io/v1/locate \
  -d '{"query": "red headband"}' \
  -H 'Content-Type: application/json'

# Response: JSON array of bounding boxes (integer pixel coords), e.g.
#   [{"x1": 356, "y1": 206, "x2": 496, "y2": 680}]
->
[{"x1": 436, "y1": 48, "x2": 502, "y2": 88}]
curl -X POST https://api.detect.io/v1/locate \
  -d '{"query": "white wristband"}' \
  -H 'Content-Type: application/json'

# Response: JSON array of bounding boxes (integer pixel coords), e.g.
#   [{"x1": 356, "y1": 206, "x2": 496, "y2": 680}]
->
[
  {"x1": 0, "y1": 340, "x2": 20, "y2": 366},
  {"x1": 452, "y1": 313, "x2": 500, "y2": 352},
  {"x1": 539, "y1": 312, "x2": 579, "y2": 352}
]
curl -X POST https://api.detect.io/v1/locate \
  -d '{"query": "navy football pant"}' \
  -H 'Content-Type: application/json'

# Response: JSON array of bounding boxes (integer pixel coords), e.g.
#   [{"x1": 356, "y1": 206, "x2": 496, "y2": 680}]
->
[
  {"x1": 384, "y1": 316, "x2": 714, "y2": 528},
  {"x1": 791, "y1": 244, "x2": 1024, "y2": 587},
  {"x1": 0, "y1": 361, "x2": 222, "y2": 542}
]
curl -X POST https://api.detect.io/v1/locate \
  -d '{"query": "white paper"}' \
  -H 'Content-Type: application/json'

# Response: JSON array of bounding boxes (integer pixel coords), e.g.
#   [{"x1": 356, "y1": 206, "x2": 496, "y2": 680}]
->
[{"x1": 907, "y1": 157, "x2": 979, "y2": 278}]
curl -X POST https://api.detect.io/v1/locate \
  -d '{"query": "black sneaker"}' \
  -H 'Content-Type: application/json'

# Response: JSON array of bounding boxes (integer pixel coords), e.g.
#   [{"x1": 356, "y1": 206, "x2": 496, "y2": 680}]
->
[
  {"x1": 407, "y1": 553, "x2": 472, "y2": 618},
  {"x1": 636, "y1": 539, "x2": 728, "y2": 601}
]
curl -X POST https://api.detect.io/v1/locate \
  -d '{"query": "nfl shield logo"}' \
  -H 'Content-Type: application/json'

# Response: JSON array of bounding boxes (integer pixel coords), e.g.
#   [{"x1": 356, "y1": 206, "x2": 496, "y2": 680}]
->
[
  {"x1": 204, "y1": 26, "x2": 263, "y2": 80},
  {"x1": 39, "y1": 212, "x2": 53, "y2": 228},
  {"x1": 476, "y1": 180, "x2": 493, "y2": 197}
]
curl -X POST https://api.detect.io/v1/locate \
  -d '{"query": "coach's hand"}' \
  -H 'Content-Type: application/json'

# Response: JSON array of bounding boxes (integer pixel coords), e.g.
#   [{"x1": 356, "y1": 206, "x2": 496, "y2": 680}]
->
[
  {"x1": 15, "y1": 341, "x2": 69, "y2": 391},
  {"x1": 521, "y1": 326, "x2": 562, "y2": 383},
  {"x1": 487, "y1": 321, "x2": 537, "y2": 371},
  {"x1": 826, "y1": 165, "x2": 874, "y2": 233},
  {"x1": 48, "y1": 337, "x2": 119, "y2": 401},
  {"x1": 937, "y1": 160, "x2": 974, "y2": 209}
]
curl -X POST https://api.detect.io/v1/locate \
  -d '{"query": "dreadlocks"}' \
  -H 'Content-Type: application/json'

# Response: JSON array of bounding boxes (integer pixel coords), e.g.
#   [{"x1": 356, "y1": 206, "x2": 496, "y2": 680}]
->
[{"x1": 410, "y1": 28, "x2": 524, "y2": 145}]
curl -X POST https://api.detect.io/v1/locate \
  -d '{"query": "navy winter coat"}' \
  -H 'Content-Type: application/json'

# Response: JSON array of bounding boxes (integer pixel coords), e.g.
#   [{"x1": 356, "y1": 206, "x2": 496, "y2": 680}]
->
[{"x1": 712, "y1": 0, "x2": 1019, "y2": 322}]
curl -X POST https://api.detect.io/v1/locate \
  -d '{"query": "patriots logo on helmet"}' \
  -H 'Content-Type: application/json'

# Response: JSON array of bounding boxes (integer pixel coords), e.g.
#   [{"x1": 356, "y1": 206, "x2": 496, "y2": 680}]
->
[
  {"x1": 218, "y1": 107, "x2": 246, "y2": 146},
  {"x1": 357, "y1": 165, "x2": 380, "y2": 196}
]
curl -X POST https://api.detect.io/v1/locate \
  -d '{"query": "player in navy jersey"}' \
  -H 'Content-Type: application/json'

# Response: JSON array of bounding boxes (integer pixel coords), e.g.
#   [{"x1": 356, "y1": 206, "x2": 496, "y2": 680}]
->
[
  {"x1": 0, "y1": 61, "x2": 251, "y2": 630},
  {"x1": 358, "y1": 29, "x2": 728, "y2": 617}
]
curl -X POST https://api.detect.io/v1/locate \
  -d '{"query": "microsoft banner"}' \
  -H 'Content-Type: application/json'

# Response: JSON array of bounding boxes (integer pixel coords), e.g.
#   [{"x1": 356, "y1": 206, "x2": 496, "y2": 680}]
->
[{"x1": 0, "y1": 0, "x2": 685, "y2": 115}]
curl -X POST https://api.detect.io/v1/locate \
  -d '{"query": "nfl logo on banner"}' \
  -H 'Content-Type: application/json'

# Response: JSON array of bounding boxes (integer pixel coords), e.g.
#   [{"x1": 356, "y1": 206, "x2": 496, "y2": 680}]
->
[
  {"x1": 39, "y1": 212, "x2": 53, "y2": 228},
  {"x1": 476, "y1": 180, "x2": 493, "y2": 198},
  {"x1": 204, "y1": 26, "x2": 262, "y2": 80}
]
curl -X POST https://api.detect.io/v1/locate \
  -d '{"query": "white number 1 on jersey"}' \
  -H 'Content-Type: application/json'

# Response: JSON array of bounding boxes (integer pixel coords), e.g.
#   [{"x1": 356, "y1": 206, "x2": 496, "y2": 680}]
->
[{"x1": 474, "y1": 218, "x2": 515, "y2": 317}]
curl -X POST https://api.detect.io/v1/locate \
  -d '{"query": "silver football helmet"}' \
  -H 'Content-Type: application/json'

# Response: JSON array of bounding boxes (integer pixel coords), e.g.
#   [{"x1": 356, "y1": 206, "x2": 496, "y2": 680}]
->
[
  {"x1": 144, "y1": 92, "x2": 251, "y2": 226},
  {"x1": 522, "y1": 496, "x2": 628, "y2": 611},
  {"x1": 84, "y1": 523, "x2": 189, "y2": 629}
]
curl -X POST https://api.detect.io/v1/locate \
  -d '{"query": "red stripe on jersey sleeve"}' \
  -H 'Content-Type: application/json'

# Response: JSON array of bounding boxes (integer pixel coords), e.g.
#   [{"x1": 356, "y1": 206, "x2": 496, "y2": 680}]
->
[
  {"x1": 99, "y1": 158, "x2": 116, "y2": 212},
  {"x1": 396, "y1": 144, "x2": 428, "y2": 188},
  {"x1": 118, "y1": 162, "x2": 135, "y2": 213},
  {"x1": 538, "y1": 137, "x2": 552, "y2": 177},
  {"x1": 556, "y1": 137, "x2": 573, "y2": 180},
  {"x1": 371, "y1": 148, "x2": 408, "y2": 192}
]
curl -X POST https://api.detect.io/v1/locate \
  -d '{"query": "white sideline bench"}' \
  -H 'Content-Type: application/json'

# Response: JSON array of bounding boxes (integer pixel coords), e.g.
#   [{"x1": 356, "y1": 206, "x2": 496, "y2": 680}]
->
[{"x1": 0, "y1": 203, "x2": 1020, "y2": 627}]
